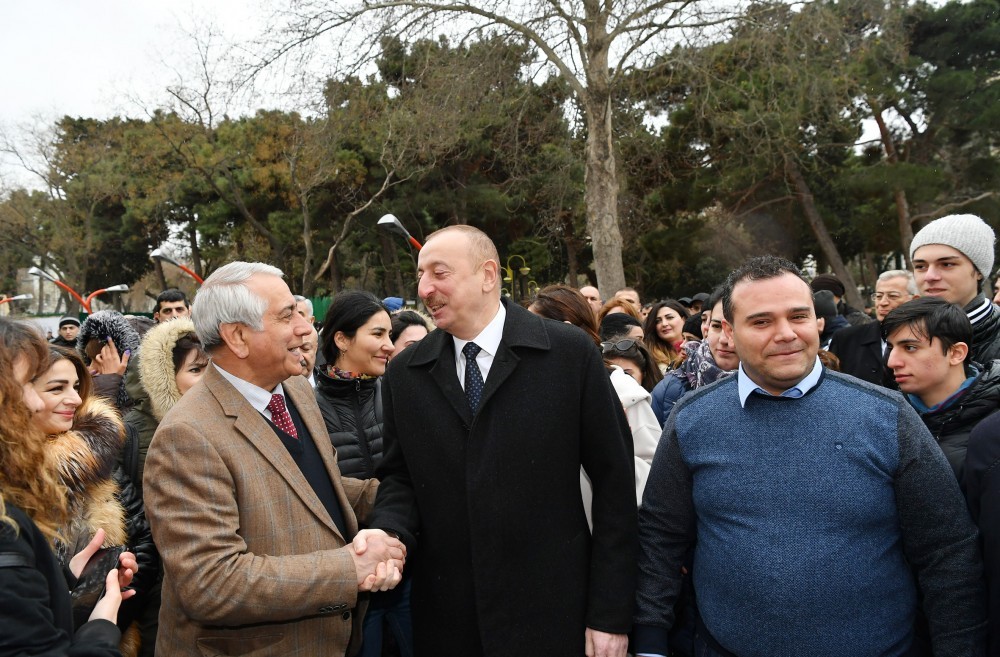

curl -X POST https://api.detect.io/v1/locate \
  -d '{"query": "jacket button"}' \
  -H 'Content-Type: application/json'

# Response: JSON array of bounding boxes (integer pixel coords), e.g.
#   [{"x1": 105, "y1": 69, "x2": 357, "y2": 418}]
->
[
  {"x1": 342, "y1": 610, "x2": 351, "y2": 621},
  {"x1": 318, "y1": 605, "x2": 333, "y2": 614}
]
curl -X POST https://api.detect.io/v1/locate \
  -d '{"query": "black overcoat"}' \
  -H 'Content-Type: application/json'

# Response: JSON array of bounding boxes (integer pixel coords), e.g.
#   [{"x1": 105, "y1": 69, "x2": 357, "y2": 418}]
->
[
  {"x1": 372, "y1": 299, "x2": 638, "y2": 657},
  {"x1": 828, "y1": 320, "x2": 895, "y2": 388}
]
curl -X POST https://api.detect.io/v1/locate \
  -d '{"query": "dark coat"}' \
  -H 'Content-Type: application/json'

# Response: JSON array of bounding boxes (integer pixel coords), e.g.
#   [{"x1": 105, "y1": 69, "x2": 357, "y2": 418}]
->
[
  {"x1": 314, "y1": 371, "x2": 383, "y2": 480},
  {"x1": 965, "y1": 411, "x2": 1000, "y2": 655},
  {"x1": 371, "y1": 299, "x2": 638, "y2": 657},
  {"x1": 919, "y1": 360, "x2": 1000, "y2": 487},
  {"x1": 967, "y1": 296, "x2": 1000, "y2": 365},
  {"x1": 0, "y1": 504, "x2": 121, "y2": 656},
  {"x1": 828, "y1": 320, "x2": 895, "y2": 388}
]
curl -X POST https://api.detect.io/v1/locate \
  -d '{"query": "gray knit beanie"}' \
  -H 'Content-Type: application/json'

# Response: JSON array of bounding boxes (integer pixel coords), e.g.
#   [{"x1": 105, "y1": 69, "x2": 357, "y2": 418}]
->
[{"x1": 909, "y1": 214, "x2": 996, "y2": 276}]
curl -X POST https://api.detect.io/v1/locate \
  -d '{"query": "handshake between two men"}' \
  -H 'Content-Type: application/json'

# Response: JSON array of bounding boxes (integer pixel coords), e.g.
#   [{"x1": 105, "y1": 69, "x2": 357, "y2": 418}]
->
[{"x1": 350, "y1": 528, "x2": 407, "y2": 592}]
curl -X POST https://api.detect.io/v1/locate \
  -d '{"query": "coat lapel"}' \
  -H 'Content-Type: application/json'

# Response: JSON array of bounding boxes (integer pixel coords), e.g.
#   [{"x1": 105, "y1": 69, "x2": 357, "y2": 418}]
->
[
  {"x1": 407, "y1": 299, "x2": 551, "y2": 421},
  {"x1": 285, "y1": 376, "x2": 358, "y2": 539},
  {"x1": 205, "y1": 365, "x2": 343, "y2": 538}
]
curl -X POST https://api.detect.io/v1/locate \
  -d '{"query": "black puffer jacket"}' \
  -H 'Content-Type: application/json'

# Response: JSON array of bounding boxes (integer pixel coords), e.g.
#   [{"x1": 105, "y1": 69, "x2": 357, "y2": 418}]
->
[
  {"x1": 919, "y1": 359, "x2": 1000, "y2": 487},
  {"x1": 314, "y1": 369, "x2": 383, "y2": 480},
  {"x1": 968, "y1": 296, "x2": 1000, "y2": 365}
]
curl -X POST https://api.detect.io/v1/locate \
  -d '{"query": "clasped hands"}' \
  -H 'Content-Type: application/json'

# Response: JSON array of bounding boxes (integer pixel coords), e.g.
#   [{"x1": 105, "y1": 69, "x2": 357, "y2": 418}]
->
[{"x1": 351, "y1": 529, "x2": 406, "y2": 592}]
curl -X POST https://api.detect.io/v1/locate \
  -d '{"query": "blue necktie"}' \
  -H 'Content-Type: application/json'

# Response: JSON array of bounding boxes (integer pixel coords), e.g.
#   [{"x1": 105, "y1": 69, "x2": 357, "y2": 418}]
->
[{"x1": 463, "y1": 342, "x2": 484, "y2": 413}]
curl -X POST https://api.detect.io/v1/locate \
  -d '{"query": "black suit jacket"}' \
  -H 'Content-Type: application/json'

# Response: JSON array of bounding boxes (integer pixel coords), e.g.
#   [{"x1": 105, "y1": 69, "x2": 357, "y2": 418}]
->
[
  {"x1": 828, "y1": 321, "x2": 895, "y2": 388},
  {"x1": 371, "y1": 298, "x2": 638, "y2": 657}
]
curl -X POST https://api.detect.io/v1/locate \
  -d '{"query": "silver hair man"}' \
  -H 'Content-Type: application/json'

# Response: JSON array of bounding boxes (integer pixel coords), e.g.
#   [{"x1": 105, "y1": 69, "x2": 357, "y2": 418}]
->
[{"x1": 191, "y1": 262, "x2": 284, "y2": 351}]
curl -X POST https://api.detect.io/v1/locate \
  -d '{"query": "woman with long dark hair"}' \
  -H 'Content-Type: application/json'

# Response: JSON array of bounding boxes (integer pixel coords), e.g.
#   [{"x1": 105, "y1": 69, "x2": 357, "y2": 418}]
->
[
  {"x1": 0, "y1": 317, "x2": 135, "y2": 656},
  {"x1": 31, "y1": 347, "x2": 159, "y2": 656},
  {"x1": 642, "y1": 299, "x2": 690, "y2": 372}
]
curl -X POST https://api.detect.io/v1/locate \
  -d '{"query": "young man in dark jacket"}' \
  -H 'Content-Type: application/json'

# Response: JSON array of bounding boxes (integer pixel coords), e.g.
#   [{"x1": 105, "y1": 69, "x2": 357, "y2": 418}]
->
[{"x1": 883, "y1": 296, "x2": 1000, "y2": 488}]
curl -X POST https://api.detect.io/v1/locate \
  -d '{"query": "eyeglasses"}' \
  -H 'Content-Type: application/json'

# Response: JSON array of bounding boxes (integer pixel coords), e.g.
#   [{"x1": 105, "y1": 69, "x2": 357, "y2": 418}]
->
[
  {"x1": 871, "y1": 292, "x2": 907, "y2": 302},
  {"x1": 601, "y1": 339, "x2": 639, "y2": 354}
]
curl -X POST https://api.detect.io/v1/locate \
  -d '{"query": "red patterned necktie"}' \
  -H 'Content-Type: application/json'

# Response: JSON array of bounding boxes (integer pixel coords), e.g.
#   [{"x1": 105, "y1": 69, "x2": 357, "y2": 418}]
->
[{"x1": 267, "y1": 393, "x2": 298, "y2": 440}]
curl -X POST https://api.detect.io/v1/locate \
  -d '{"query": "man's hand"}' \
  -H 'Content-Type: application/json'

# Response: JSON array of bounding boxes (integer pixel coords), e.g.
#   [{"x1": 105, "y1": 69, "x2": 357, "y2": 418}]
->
[
  {"x1": 585, "y1": 628, "x2": 628, "y2": 657},
  {"x1": 351, "y1": 529, "x2": 406, "y2": 592}
]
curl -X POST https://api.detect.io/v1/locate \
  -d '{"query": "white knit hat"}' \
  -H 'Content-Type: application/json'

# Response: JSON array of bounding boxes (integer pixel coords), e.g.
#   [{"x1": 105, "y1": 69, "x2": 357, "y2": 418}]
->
[{"x1": 909, "y1": 214, "x2": 996, "y2": 276}]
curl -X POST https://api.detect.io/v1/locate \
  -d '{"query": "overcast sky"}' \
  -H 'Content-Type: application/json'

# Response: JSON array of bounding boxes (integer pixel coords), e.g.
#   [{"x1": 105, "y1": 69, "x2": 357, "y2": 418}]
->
[{"x1": 1, "y1": 1, "x2": 279, "y2": 122}]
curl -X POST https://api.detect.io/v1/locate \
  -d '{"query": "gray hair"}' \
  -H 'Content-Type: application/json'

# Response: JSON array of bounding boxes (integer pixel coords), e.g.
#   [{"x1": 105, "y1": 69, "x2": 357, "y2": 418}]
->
[
  {"x1": 878, "y1": 269, "x2": 917, "y2": 295},
  {"x1": 192, "y1": 262, "x2": 284, "y2": 352},
  {"x1": 293, "y1": 295, "x2": 313, "y2": 318}
]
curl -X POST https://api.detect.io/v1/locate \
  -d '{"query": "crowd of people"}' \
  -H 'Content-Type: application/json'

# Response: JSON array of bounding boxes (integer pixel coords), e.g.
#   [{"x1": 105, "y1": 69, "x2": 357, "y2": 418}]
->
[{"x1": 2, "y1": 213, "x2": 1000, "y2": 656}]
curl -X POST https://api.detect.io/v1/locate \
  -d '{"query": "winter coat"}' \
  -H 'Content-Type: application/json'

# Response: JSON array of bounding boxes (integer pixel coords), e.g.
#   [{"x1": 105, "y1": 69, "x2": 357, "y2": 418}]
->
[
  {"x1": 0, "y1": 504, "x2": 121, "y2": 656},
  {"x1": 314, "y1": 368, "x2": 383, "y2": 480},
  {"x1": 77, "y1": 311, "x2": 140, "y2": 412},
  {"x1": 967, "y1": 296, "x2": 1000, "y2": 365},
  {"x1": 44, "y1": 396, "x2": 160, "y2": 655},
  {"x1": 919, "y1": 359, "x2": 1000, "y2": 487},
  {"x1": 124, "y1": 318, "x2": 197, "y2": 488}
]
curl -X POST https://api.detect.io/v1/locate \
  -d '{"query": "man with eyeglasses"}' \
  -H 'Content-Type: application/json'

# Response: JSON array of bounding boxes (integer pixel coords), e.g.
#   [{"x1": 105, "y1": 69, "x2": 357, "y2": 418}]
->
[{"x1": 829, "y1": 270, "x2": 917, "y2": 386}]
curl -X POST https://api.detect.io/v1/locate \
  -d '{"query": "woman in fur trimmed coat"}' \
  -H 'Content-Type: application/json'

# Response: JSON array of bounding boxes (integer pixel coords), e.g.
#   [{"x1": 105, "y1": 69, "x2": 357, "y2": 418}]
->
[
  {"x1": 124, "y1": 318, "x2": 207, "y2": 488},
  {"x1": 32, "y1": 346, "x2": 159, "y2": 657}
]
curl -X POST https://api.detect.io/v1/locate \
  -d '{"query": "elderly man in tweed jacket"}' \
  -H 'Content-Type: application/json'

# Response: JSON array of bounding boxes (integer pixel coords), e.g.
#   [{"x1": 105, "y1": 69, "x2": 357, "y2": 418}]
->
[{"x1": 144, "y1": 262, "x2": 405, "y2": 656}]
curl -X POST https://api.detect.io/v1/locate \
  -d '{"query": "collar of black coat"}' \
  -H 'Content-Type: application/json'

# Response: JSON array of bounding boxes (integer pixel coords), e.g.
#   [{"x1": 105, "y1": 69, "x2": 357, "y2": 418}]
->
[{"x1": 405, "y1": 297, "x2": 551, "y2": 367}]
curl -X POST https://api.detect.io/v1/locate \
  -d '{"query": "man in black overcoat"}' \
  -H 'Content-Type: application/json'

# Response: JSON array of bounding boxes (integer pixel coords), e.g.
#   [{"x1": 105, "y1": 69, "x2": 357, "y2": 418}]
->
[
  {"x1": 829, "y1": 269, "x2": 916, "y2": 387},
  {"x1": 355, "y1": 225, "x2": 638, "y2": 657}
]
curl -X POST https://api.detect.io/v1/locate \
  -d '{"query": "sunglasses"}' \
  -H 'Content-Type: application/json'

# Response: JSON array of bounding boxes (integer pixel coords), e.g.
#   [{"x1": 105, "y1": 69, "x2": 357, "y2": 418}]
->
[{"x1": 601, "y1": 339, "x2": 639, "y2": 355}]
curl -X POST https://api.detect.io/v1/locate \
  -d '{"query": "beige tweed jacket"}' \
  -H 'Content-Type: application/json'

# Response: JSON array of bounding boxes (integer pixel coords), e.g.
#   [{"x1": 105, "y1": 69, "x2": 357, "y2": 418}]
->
[{"x1": 144, "y1": 364, "x2": 376, "y2": 657}]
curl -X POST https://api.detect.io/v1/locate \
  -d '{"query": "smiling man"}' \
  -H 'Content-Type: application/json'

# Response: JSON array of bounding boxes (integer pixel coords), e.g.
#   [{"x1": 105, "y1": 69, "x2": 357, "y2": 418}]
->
[
  {"x1": 363, "y1": 225, "x2": 637, "y2": 657},
  {"x1": 883, "y1": 296, "x2": 1000, "y2": 486},
  {"x1": 634, "y1": 255, "x2": 987, "y2": 657},
  {"x1": 911, "y1": 213, "x2": 1000, "y2": 364},
  {"x1": 143, "y1": 261, "x2": 406, "y2": 656}
]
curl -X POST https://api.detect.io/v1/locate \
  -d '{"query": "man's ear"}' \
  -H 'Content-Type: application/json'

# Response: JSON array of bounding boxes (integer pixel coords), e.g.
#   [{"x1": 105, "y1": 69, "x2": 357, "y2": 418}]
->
[
  {"x1": 816, "y1": 317, "x2": 826, "y2": 335},
  {"x1": 949, "y1": 341, "x2": 970, "y2": 366},
  {"x1": 481, "y1": 259, "x2": 500, "y2": 292},
  {"x1": 721, "y1": 318, "x2": 734, "y2": 341},
  {"x1": 219, "y1": 323, "x2": 250, "y2": 359}
]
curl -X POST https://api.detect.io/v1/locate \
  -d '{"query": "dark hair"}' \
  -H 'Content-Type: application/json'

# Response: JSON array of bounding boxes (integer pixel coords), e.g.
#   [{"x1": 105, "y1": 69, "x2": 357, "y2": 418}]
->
[
  {"x1": 707, "y1": 286, "x2": 725, "y2": 313},
  {"x1": 43, "y1": 346, "x2": 93, "y2": 403},
  {"x1": 172, "y1": 333, "x2": 208, "y2": 375},
  {"x1": 599, "y1": 312, "x2": 642, "y2": 342},
  {"x1": 155, "y1": 288, "x2": 189, "y2": 314},
  {"x1": 642, "y1": 300, "x2": 690, "y2": 369},
  {"x1": 601, "y1": 335, "x2": 664, "y2": 392},
  {"x1": 320, "y1": 290, "x2": 389, "y2": 364},
  {"x1": 722, "y1": 256, "x2": 804, "y2": 322},
  {"x1": 881, "y1": 297, "x2": 973, "y2": 365},
  {"x1": 390, "y1": 311, "x2": 429, "y2": 344},
  {"x1": 530, "y1": 285, "x2": 601, "y2": 347}
]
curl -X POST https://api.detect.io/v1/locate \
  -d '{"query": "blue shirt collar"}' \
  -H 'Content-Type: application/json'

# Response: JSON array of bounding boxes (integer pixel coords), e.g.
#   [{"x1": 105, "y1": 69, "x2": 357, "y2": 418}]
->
[{"x1": 737, "y1": 355, "x2": 823, "y2": 408}]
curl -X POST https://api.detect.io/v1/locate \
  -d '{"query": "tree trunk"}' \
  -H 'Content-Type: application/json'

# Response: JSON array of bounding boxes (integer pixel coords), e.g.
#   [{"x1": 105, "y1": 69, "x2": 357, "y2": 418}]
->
[
  {"x1": 300, "y1": 194, "x2": 315, "y2": 296},
  {"x1": 153, "y1": 259, "x2": 167, "y2": 291},
  {"x1": 583, "y1": 96, "x2": 626, "y2": 299},
  {"x1": 189, "y1": 223, "x2": 203, "y2": 279},
  {"x1": 870, "y1": 102, "x2": 914, "y2": 264},
  {"x1": 784, "y1": 156, "x2": 866, "y2": 311}
]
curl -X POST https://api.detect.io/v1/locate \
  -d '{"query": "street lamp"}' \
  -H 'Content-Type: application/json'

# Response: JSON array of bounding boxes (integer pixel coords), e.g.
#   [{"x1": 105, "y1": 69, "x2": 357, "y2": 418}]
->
[
  {"x1": 28, "y1": 267, "x2": 90, "y2": 311},
  {"x1": 377, "y1": 214, "x2": 423, "y2": 251},
  {"x1": 502, "y1": 255, "x2": 531, "y2": 301},
  {"x1": 85, "y1": 284, "x2": 130, "y2": 310},
  {"x1": 28, "y1": 267, "x2": 128, "y2": 313},
  {"x1": 0, "y1": 293, "x2": 32, "y2": 305},
  {"x1": 150, "y1": 248, "x2": 204, "y2": 284}
]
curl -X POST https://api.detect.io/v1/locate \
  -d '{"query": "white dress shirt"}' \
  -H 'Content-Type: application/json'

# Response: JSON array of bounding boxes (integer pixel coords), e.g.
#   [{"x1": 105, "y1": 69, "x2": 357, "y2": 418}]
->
[
  {"x1": 215, "y1": 364, "x2": 288, "y2": 422},
  {"x1": 452, "y1": 302, "x2": 506, "y2": 390}
]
